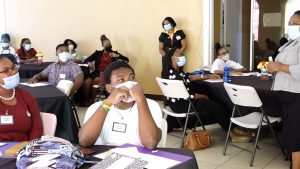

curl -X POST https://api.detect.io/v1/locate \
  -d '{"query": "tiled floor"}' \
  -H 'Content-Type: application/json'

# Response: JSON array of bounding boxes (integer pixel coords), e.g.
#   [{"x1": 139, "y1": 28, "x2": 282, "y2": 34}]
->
[{"x1": 75, "y1": 105, "x2": 290, "y2": 169}]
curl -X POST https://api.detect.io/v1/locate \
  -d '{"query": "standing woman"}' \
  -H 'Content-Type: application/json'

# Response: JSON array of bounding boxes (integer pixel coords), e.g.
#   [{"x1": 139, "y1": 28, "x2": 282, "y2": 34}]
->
[
  {"x1": 0, "y1": 54, "x2": 43, "y2": 141},
  {"x1": 159, "y1": 17, "x2": 187, "y2": 57},
  {"x1": 267, "y1": 10, "x2": 300, "y2": 169},
  {"x1": 16, "y1": 38, "x2": 38, "y2": 63}
]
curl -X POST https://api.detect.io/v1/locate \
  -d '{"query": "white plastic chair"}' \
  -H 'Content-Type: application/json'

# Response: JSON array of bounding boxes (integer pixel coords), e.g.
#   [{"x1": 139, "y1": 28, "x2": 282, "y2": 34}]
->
[
  {"x1": 223, "y1": 82, "x2": 285, "y2": 166},
  {"x1": 56, "y1": 80, "x2": 74, "y2": 97},
  {"x1": 157, "y1": 118, "x2": 168, "y2": 148},
  {"x1": 156, "y1": 77, "x2": 205, "y2": 147},
  {"x1": 40, "y1": 112, "x2": 57, "y2": 136},
  {"x1": 56, "y1": 80, "x2": 81, "y2": 128}
]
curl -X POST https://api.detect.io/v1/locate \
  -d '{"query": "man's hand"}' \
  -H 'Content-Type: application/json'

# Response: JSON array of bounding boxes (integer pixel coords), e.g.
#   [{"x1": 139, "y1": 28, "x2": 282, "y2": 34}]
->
[
  {"x1": 128, "y1": 84, "x2": 145, "y2": 103},
  {"x1": 28, "y1": 77, "x2": 38, "y2": 84},
  {"x1": 105, "y1": 87, "x2": 131, "y2": 105}
]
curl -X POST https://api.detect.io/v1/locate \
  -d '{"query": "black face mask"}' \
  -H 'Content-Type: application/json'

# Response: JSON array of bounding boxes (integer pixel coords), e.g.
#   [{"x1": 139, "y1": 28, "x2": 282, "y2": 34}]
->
[{"x1": 105, "y1": 45, "x2": 113, "y2": 52}]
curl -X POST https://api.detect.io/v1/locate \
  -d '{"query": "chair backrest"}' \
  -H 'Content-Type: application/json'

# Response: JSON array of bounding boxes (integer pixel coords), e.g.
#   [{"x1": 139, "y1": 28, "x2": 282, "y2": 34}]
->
[
  {"x1": 223, "y1": 83, "x2": 262, "y2": 107},
  {"x1": 157, "y1": 118, "x2": 168, "y2": 148},
  {"x1": 40, "y1": 112, "x2": 57, "y2": 136},
  {"x1": 156, "y1": 77, "x2": 190, "y2": 99},
  {"x1": 56, "y1": 80, "x2": 74, "y2": 97}
]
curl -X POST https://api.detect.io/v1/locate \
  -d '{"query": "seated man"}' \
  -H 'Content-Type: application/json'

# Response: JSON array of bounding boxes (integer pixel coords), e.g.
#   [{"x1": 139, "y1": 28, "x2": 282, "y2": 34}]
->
[
  {"x1": 211, "y1": 43, "x2": 247, "y2": 75},
  {"x1": 78, "y1": 61, "x2": 162, "y2": 149},
  {"x1": 28, "y1": 44, "x2": 84, "y2": 95}
]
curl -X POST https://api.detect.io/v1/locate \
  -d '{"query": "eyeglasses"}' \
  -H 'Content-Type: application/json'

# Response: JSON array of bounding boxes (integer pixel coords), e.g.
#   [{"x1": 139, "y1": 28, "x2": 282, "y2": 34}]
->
[
  {"x1": 0, "y1": 64, "x2": 18, "y2": 74},
  {"x1": 219, "y1": 51, "x2": 229, "y2": 55}
]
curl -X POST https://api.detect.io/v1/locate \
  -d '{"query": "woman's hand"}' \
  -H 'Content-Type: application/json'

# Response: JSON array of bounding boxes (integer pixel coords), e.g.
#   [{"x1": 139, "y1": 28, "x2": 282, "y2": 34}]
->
[
  {"x1": 230, "y1": 71, "x2": 243, "y2": 76},
  {"x1": 267, "y1": 62, "x2": 281, "y2": 73},
  {"x1": 209, "y1": 74, "x2": 221, "y2": 80}
]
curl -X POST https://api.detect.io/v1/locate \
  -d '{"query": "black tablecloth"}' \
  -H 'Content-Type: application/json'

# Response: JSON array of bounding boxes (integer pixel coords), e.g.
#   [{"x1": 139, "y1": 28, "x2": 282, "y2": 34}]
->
[
  {"x1": 18, "y1": 80, "x2": 79, "y2": 143},
  {"x1": 0, "y1": 145, "x2": 198, "y2": 169},
  {"x1": 193, "y1": 76, "x2": 281, "y2": 117},
  {"x1": 18, "y1": 62, "x2": 53, "y2": 78}
]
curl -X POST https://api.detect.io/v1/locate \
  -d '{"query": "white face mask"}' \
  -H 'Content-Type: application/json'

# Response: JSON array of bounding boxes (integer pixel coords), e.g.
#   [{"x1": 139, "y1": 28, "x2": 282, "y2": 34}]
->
[
  {"x1": 115, "y1": 81, "x2": 138, "y2": 103},
  {"x1": 287, "y1": 25, "x2": 300, "y2": 40},
  {"x1": 163, "y1": 24, "x2": 173, "y2": 31},
  {"x1": 23, "y1": 44, "x2": 31, "y2": 51},
  {"x1": 1, "y1": 73, "x2": 20, "y2": 90},
  {"x1": 2, "y1": 43, "x2": 9, "y2": 48},
  {"x1": 68, "y1": 44, "x2": 74, "y2": 51},
  {"x1": 176, "y1": 56, "x2": 186, "y2": 67},
  {"x1": 221, "y1": 53, "x2": 229, "y2": 61},
  {"x1": 58, "y1": 52, "x2": 71, "y2": 62}
]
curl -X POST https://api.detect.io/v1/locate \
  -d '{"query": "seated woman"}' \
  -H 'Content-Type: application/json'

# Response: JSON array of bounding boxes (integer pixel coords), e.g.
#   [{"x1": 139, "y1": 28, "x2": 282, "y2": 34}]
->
[
  {"x1": 16, "y1": 38, "x2": 38, "y2": 63},
  {"x1": 63, "y1": 39, "x2": 83, "y2": 63},
  {"x1": 162, "y1": 48, "x2": 251, "y2": 142},
  {"x1": 211, "y1": 43, "x2": 247, "y2": 75},
  {"x1": 82, "y1": 35, "x2": 129, "y2": 106},
  {"x1": 0, "y1": 54, "x2": 43, "y2": 141}
]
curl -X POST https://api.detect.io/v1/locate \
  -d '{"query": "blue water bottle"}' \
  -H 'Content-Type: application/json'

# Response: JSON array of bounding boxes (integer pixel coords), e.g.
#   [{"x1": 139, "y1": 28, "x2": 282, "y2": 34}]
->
[{"x1": 223, "y1": 66, "x2": 230, "y2": 82}]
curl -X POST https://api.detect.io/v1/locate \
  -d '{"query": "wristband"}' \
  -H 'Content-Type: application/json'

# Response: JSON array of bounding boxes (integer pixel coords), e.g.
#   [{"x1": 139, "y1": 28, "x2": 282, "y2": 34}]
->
[{"x1": 101, "y1": 100, "x2": 111, "y2": 113}]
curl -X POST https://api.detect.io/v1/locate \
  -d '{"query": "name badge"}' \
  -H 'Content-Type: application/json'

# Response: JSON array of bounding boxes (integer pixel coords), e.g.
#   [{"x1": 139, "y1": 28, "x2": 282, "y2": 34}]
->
[
  {"x1": 176, "y1": 35, "x2": 181, "y2": 40},
  {"x1": 59, "y1": 74, "x2": 66, "y2": 79},
  {"x1": 0, "y1": 115, "x2": 14, "y2": 125},
  {"x1": 112, "y1": 122, "x2": 127, "y2": 133}
]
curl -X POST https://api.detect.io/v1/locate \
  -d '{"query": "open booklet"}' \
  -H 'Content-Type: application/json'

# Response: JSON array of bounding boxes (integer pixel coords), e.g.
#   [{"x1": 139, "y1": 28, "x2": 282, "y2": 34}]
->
[
  {"x1": 92, "y1": 144, "x2": 192, "y2": 169},
  {"x1": 20, "y1": 82, "x2": 50, "y2": 87}
]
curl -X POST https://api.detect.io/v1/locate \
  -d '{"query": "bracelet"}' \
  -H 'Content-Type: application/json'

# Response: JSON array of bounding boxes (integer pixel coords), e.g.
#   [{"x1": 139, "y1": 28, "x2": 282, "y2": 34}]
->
[{"x1": 101, "y1": 100, "x2": 111, "y2": 113}]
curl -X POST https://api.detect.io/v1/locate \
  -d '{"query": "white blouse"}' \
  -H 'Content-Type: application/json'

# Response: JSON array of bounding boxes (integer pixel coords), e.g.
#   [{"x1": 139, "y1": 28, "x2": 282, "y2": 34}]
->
[
  {"x1": 210, "y1": 58, "x2": 244, "y2": 73},
  {"x1": 272, "y1": 36, "x2": 300, "y2": 93}
]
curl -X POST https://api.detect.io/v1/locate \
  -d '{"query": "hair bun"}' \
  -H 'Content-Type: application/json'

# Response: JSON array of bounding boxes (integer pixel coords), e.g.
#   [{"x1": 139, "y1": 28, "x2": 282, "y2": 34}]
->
[
  {"x1": 100, "y1": 35, "x2": 108, "y2": 42},
  {"x1": 215, "y1": 43, "x2": 222, "y2": 50}
]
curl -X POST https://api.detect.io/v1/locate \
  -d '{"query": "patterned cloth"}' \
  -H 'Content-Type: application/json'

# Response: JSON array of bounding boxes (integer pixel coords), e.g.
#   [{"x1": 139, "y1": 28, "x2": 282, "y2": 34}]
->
[{"x1": 41, "y1": 61, "x2": 83, "y2": 86}]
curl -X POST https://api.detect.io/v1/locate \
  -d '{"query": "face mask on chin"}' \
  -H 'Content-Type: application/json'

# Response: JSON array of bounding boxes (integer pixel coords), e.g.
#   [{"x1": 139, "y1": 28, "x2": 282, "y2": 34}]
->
[
  {"x1": 1, "y1": 73, "x2": 20, "y2": 90},
  {"x1": 287, "y1": 25, "x2": 300, "y2": 40},
  {"x1": 58, "y1": 52, "x2": 71, "y2": 63},
  {"x1": 114, "y1": 81, "x2": 138, "y2": 103}
]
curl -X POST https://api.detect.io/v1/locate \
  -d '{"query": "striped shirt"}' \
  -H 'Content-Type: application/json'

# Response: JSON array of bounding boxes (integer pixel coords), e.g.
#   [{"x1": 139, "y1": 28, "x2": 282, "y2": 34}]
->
[{"x1": 41, "y1": 61, "x2": 83, "y2": 86}]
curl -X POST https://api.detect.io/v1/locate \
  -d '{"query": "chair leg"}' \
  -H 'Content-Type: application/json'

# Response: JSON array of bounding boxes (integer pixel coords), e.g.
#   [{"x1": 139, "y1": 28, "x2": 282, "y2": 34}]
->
[
  {"x1": 180, "y1": 114, "x2": 190, "y2": 148},
  {"x1": 250, "y1": 124, "x2": 262, "y2": 166},
  {"x1": 268, "y1": 123, "x2": 286, "y2": 158},
  {"x1": 70, "y1": 98, "x2": 81, "y2": 128},
  {"x1": 223, "y1": 121, "x2": 233, "y2": 155}
]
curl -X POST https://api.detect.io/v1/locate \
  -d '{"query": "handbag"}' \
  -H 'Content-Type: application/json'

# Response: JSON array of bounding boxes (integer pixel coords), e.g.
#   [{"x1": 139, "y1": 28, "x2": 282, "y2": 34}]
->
[{"x1": 183, "y1": 130, "x2": 213, "y2": 151}]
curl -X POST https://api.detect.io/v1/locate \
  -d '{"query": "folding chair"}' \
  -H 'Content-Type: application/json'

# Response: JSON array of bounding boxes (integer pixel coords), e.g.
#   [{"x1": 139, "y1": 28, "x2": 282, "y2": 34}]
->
[
  {"x1": 56, "y1": 80, "x2": 81, "y2": 128},
  {"x1": 40, "y1": 112, "x2": 57, "y2": 136},
  {"x1": 223, "y1": 82, "x2": 285, "y2": 166},
  {"x1": 156, "y1": 77, "x2": 206, "y2": 147}
]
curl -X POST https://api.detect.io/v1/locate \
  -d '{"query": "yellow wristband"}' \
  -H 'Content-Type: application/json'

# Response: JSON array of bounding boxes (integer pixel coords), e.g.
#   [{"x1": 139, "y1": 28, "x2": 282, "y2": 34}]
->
[{"x1": 101, "y1": 101, "x2": 111, "y2": 113}]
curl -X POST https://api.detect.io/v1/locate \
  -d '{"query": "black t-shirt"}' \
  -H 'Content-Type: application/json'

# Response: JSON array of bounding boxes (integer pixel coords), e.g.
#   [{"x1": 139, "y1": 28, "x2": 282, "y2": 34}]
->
[
  {"x1": 164, "y1": 68, "x2": 198, "y2": 112},
  {"x1": 159, "y1": 29, "x2": 186, "y2": 53}
]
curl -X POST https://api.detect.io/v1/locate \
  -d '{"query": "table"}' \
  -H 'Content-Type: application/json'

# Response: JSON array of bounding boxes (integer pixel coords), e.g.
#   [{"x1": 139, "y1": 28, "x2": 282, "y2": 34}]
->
[
  {"x1": 193, "y1": 76, "x2": 281, "y2": 117},
  {"x1": 0, "y1": 145, "x2": 198, "y2": 169},
  {"x1": 18, "y1": 81, "x2": 79, "y2": 143},
  {"x1": 18, "y1": 62, "x2": 53, "y2": 78}
]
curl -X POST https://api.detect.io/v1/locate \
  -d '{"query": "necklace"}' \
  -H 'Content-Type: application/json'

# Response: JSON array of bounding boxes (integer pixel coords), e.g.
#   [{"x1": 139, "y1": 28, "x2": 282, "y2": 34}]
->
[
  {"x1": 114, "y1": 103, "x2": 135, "y2": 120},
  {"x1": 0, "y1": 88, "x2": 15, "y2": 101}
]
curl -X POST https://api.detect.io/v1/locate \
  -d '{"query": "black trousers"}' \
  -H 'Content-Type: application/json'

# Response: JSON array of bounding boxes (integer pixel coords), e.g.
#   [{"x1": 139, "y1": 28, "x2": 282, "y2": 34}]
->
[
  {"x1": 276, "y1": 91, "x2": 300, "y2": 153},
  {"x1": 168, "y1": 99, "x2": 231, "y2": 131}
]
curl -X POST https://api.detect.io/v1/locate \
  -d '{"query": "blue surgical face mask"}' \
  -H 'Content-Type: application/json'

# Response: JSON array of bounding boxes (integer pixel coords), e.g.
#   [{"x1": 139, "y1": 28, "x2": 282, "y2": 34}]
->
[
  {"x1": 177, "y1": 56, "x2": 186, "y2": 67},
  {"x1": 164, "y1": 24, "x2": 173, "y2": 31},
  {"x1": 1, "y1": 73, "x2": 20, "y2": 89},
  {"x1": 287, "y1": 25, "x2": 300, "y2": 40}
]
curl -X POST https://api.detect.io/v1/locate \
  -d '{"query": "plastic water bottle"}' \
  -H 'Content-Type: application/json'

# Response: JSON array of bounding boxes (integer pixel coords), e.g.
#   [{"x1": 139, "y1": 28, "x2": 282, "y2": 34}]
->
[{"x1": 223, "y1": 66, "x2": 230, "y2": 82}]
